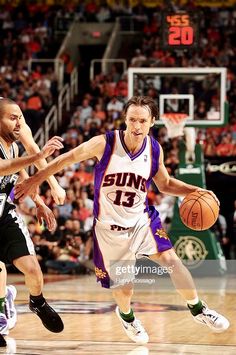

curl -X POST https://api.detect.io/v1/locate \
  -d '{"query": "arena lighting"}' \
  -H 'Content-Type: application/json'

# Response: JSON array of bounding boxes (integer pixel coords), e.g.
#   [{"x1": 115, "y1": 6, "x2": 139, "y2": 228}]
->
[{"x1": 91, "y1": 31, "x2": 101, "y2": 38}]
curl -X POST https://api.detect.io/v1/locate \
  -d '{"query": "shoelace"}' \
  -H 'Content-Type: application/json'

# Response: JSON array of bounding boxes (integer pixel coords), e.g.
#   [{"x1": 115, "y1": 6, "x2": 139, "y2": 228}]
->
[
  {"x1": 130, "y1": 319, "x2": 144, "y2": 334},
  {"x1": 202, "y1": 308, "x2": 219, "y2": 323}
]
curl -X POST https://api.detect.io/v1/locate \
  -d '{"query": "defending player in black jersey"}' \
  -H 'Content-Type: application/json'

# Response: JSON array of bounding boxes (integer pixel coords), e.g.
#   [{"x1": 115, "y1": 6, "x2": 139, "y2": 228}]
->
[{"x1": 0, "y1": 98, "x2": 64, "y2": 335}]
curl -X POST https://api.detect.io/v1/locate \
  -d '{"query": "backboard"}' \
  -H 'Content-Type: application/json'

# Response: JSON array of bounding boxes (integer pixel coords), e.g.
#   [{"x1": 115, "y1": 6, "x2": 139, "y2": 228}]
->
[{"x1": 128, "y1": 67, "x2": 228, "y2": 127}]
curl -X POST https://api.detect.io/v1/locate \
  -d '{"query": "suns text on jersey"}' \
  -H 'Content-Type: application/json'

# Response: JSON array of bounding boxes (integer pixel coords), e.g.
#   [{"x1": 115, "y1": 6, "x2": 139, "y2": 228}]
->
[{"x1": 102, "y1": 172, "x2": 146, "y2": 192}]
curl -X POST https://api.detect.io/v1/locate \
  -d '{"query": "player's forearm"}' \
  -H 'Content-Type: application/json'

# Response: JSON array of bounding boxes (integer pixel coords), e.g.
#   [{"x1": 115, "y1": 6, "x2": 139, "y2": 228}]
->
[
  {"x1": 30, "y1": 150, "x2": 76, "y2": 186},
  {"x1": 158, "y1": 177, "x2": 199, "y2": 196},
  {"x1": 23, "y1": 140, "x2": 60, "y2": 188},
  {"x1": 32, "y1": 155, "x2": 60, "y2": 188},
  {"x1": 0, "y1": 153, "x2": 42, "y2": 176},
  {"x1": 32, "y1": 194, "x2": 45, "y2": 207},
  {"x1": 18, "y1": 168, "x2": 45, "y2": 206}
]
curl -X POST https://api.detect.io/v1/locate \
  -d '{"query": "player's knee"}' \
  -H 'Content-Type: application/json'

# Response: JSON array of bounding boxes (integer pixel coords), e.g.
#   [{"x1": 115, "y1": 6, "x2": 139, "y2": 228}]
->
[
  {"x1": 112, "y1": 286, "x2": 133, "y2": 298},
  {"x1": 15, "y1": 256, "x2": 43, "y2": 281},
  {"x1": 28, "y1": 262, "x2": 43, "y2": 279},
  {"x1": 122, "y1": 287, "x2": 133, "y2": 298},
  {"x1": 157, "y1": 249, "x2": 181, "y2": 268}
]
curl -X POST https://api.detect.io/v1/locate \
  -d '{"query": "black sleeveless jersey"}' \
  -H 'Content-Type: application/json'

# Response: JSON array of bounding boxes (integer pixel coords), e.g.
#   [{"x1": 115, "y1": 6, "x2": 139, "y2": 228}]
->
[{"x1": 0, "y1": 142, "x2": 18, "y2": 219}]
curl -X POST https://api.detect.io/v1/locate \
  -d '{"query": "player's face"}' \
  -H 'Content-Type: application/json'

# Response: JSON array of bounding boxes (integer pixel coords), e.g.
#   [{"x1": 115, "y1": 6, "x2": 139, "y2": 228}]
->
[
  {"x1": 125, "y1": 105, "x2": 154, "y2": 142},
  {"x1": 0, "y1": 104, "x2": 23, "y2": 142}
]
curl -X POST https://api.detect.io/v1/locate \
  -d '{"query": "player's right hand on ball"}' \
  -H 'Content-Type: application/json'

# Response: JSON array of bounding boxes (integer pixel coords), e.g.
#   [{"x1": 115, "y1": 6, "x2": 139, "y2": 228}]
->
[{"x1": 40, "y1": 136, "x2": 64, "y2": 159}]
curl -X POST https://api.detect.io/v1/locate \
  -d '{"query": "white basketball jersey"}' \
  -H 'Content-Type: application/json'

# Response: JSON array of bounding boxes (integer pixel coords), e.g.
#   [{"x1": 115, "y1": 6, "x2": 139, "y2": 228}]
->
[{"x1": 93, "y1": 130, "x2": 160, "y2": 228}]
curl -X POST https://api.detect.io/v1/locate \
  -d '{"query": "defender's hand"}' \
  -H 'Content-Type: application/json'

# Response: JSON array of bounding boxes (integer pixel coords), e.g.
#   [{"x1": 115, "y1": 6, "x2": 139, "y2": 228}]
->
[
  {"x1": 36, "y1": 204, "x2": 57, "y2": 232},
  {"x1": 40, "y1": 136, "x2": 64, "y2": 160},
  {"x1": 15, "y1": 178, "x2": 39, "y2": 202},
  {"x1": 50, "y1": 185, "x2": 66, "y2": 205}
]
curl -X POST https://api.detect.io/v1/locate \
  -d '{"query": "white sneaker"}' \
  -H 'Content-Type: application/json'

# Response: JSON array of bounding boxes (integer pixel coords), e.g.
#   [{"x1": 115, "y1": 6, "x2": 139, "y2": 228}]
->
[
  {"x1": 193, "y1": 302, "x2": 230, "y2": 333},
  {"x1": 5, "y1": 337, "x2": 17, "y2": 353},
  {"x1": 5, "y1": 285, "x2": 17, "y2": 330},
  {"x1": 115, "y1": 306, "x2": 149, "y2": 344}
]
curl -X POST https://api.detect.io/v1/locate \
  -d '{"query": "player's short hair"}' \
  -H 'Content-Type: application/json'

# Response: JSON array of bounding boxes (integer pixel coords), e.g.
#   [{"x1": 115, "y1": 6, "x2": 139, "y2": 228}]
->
[
  {"x1": 123, "y1": 96, "x2": 159, "y2": 121},
  {"x1": 0, "y1": 98, "x2": 17, "y2": 119}
]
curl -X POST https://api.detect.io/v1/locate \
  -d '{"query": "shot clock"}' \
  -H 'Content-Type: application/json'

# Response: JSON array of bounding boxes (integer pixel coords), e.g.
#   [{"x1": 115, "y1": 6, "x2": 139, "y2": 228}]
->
[{"x1": 162, "y1": 12, "x2": 199, "y2": 50}]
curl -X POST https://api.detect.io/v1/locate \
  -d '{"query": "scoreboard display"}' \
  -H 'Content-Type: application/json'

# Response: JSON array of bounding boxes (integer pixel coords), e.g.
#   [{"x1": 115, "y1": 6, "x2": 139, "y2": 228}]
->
[{"x1": 162, "y1": 12, "x2": 199, "y2": 50}]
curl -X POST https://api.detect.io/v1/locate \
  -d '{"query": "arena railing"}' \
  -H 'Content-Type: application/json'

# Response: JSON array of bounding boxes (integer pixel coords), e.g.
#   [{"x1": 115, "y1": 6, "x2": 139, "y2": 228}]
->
[
  {"x1": 70, "y1": 67, "x2": 78, "y2": 101},
  {"x1": 58, "y1": 83, "x2": 70, "y2": 127},
  {"x1": 45, "y1": 105, "x2": 58, "y2": 143},
  {"x1": 27, "y1": 67, "x2": 78, "y2": 175}
]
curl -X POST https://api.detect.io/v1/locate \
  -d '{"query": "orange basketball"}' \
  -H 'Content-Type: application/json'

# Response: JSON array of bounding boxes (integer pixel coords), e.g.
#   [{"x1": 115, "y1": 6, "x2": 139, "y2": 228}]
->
[{"x1": 179, "y1": 191, "x2": 219, "y2": 231}]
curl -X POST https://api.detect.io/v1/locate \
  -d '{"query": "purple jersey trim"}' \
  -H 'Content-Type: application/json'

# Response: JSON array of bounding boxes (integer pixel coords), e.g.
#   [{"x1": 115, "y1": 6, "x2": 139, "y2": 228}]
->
[
  {"x1": 144, "y1": 137, "x2": 172, "y2": 252},
  {"x1": 93, "y1": 131, "x2": 115, "y2": 218},
  {"x1": 146, "y1": 206, "x2": 173, "y2": 252},
  {"x1": 9, "y1": 188, "x2": 15, "y2": 201},
  {"x1": 93, "y1": 223, "x2": 110, "y2": 288},
  {"x1": 149, "y1": 136, "x2": 160, "y2": 180},
  {"x1": 119, "y1": 130, "x2": 147, "y2": 161},
  {"x1": 145, "y1": 137, "x2": 160, "y2": 192}
]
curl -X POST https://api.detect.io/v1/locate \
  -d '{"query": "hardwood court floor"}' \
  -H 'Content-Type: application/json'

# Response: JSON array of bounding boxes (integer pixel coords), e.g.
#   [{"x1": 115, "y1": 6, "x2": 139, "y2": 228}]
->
[{"x1": 1, "y1": 273, "x2": 235, "y2": 355}]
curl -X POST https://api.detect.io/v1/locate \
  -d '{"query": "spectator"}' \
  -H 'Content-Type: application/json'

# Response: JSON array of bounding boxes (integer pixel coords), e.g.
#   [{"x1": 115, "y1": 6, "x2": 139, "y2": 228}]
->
[
  {"x1": 45, "y1": 238, "x2": 87, "y2": 274},
  {"x1": 73, "y1": 162, "x2": 93, "y2": 186},
  {"x1": 106, "y1": 95, "x2": 124, "y2": 120},
  {"x1": 215, "y1": 134, "x2": 235, "y2": 156},
  {"x1": 76, "y1": 98, "x2": 93, "y2": 126},
  {"x1": 130, "y1": 48, "x2": 147, "y2": 67}
]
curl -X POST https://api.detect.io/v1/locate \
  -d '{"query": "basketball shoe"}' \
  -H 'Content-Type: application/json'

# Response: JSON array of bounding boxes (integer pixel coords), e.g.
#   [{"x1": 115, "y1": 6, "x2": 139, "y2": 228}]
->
[
  {"x1": 193, "y1": 302, "x2": 230, "y2": 333},
  {"x1": 29, "y1": 299, "x2": 64, "y2": 333},
  {"x1": 0, "y1": 313, "x2": 9, "y2": 336},
  {"x1": 5, "y1": 285, "x2": 17, "y2": 330},
  {"x1": 115, "y1": 306, "x2": 149, "y2": 344}
]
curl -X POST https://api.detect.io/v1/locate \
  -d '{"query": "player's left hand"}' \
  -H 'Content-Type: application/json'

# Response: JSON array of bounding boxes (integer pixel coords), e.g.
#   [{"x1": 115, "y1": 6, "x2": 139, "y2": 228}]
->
[
  {"x1": 15, "y1": 178, "x2": 39, "y2": 202},
  {"x1": 50, "y1": 185, "x2": 66, "y2": 205},
  {"x1": 196, "y1": 188, "x2": 220, "y2": 205},
  {"x1": 36, "y1": 204, "x2": 57, "y2": 232}
]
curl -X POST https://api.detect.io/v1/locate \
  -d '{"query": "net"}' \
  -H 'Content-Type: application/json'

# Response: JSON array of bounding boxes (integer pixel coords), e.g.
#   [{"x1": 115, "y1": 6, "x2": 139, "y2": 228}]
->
[{"x1": 160, "y1": 113, "x2": 188, "y2": 139}]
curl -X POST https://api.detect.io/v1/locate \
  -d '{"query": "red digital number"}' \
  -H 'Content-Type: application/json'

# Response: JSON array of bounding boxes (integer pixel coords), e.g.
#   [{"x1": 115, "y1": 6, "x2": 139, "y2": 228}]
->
[
  {"x1": 166, "y1": 14, "x2": 190, "y2": 27},
  {"x1": 181, "y1": 15, "x2": 190, "y2": 26},
  {"x1": 168, "y1": 26, "x2": 194, "y2": 46}
]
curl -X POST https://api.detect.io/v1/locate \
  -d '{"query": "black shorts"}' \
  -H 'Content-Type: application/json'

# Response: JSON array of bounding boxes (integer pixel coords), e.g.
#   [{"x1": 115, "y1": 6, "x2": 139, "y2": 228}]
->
[{"x1": 0, "y1": 206, "x2": 35, "y2": 264}]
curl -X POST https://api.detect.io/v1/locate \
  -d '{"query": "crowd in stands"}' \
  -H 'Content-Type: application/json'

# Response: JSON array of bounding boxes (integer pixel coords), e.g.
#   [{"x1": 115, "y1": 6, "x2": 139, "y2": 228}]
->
[
  {"x1": 1, "y1": 1, "x2": 235, "y2": 272},
  {"x1": 0, "y1": 2, "x2": 64, "y2": 133}
]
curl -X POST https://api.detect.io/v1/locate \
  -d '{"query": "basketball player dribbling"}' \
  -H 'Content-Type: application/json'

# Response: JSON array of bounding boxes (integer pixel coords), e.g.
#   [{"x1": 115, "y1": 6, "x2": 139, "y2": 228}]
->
[{"x1": 15, "y1": 96, "x2": 230, "y2": 344}]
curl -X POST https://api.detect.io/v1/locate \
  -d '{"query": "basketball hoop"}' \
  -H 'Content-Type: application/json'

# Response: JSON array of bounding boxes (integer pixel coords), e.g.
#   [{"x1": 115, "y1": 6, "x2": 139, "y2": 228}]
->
[{"x1": 160, "y1": 113, "x2": 188, "y2": 139}]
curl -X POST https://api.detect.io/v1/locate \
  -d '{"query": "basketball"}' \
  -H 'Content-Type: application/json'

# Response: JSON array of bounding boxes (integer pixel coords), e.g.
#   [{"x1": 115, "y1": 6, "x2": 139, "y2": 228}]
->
[{"x1": 179, "y1": 191, "x2": 219, "y2": 231}]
